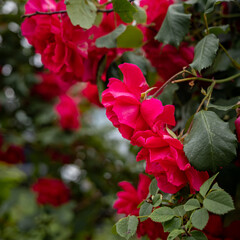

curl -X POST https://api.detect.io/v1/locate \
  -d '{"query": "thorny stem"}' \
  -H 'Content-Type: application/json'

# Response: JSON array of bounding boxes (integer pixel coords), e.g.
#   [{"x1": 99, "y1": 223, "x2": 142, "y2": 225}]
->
[
  {"x1": 185, "y1": 81, "x2": 216, "y2": 136},
  {"x1": 22, "y1": 8, "x2": 113, "y2": 18},
  {"x1": 203, "y1": 13, "x2": 209, "y2": 34},
  {"x1": 172, "y1": 72, "x2": 240, "y2": 84},
  {"x1": 22, "y1": 0, "x2": 135, "y2": 18},
  {"x1": 150, "y1": 69, "x2": 195, "y2": 98}
]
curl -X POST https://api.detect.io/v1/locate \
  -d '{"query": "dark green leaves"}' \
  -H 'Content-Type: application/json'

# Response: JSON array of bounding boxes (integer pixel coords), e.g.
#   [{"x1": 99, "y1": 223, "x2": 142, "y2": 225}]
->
[
  {"x1": 158, "y1": 83, "x2": 179, "y2": 105},
  {"x1": 150, "y1": 207, "x2": 175, "y2": 223},
  {"x1": 184, "y1": 110, "x2": 237, "y2": 172},
  {"x1": 149, "y1": 178, "x2": 159, "y2": 195},
  {"x1": 133, "y1": 4, "x2": 147, "y2": 24},
  {"x1": 184, "y1": 199, "x2": 200, "y2": 212},
  {"x1": 96, "y1": 25, "x2": 143, "y2": 49},
  {"x1": 139, "y1": 202, "x2": 153, "y2": 221},
  {"x1": 155, "y1": 4, "x2": 191, "y2": 47},
  {"x1": 66, "y1": 0, "x2": 97, "y2": 29},
  {"x1": 207, "y1": 25, "x2": 230, "y2": 35},
  {"x1": 200, "y1": 173, "x2": 219, "y2": 197},
  {"x1": 183, "y1": 231, "x2": 208, "y2": 240},
  {"x1": 203, "y1": 190, "x2": 235, "y2": 214},
  {"x1": 190, "y1": 34, "x2": 219, "y2": 72},
  {"x1": 191, "y1": 208, "x2": 209, "y2": 230},
  {"x1": 116, "y1": 216, "x2": 138, "y2": 239},
  {"x1": 117, "y1": 26, "x2": 143, "y2": 48},
  {"x1": 205, "y1": 0, "x2": 233, "y2": 14},
  {"x1": 112, "y1": 0, "x2": 137, "y2": 23},
  {"x1": 95, "y1": 25, "x2": 127, "y2": 48}
]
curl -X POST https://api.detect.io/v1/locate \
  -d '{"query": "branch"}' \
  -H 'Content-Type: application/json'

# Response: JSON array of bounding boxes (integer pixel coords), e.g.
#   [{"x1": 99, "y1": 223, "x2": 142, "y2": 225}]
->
[{"x1": 22, "y1": 8, "x2": 113, "y2": 18}]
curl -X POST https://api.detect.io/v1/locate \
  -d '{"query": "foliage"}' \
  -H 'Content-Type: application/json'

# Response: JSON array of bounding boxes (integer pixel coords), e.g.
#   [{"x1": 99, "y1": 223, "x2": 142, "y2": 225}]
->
[{"x1": 1, "y1": 0, "x2": 240, "y2": 239}]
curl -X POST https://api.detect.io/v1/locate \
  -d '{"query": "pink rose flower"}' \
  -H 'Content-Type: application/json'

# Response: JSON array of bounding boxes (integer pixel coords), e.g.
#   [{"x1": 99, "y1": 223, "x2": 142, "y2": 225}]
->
[
  {"x1": 235, "y1": 115, "x2": 240, "y2": 142},
  {"x1": 102, "y1": 63, "x2": 175, "y2": 140},
  {"x1": 32, "y1": 178, "x2": 70, "y2": 207},
  {"x1": 114, "y1": 174, "x2": 168, "y2": 240},
  {"x1": 55, "y1": 95, "x2": 80, "y2": 130},
  {"x1": 33, "y1": 72, "x2": 71, "y2": 100},
  {"x1": 133, "y1": 130, "x2": 209, "y2": 194}
]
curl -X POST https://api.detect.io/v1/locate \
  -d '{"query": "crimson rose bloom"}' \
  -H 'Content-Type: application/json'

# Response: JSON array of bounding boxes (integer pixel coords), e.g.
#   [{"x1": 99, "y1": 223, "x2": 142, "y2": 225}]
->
[
  {"x1": 235, "y1": 115, "x2": 240, "y2": 142},
  {"x1": 55, "y1": 95, "x2": 80, "y2": 130},
  {"x1": 32, "y1": 178, "x2": 70, "y2": 207},
  {"x1": 33, "y1": 72, "x2": 71, "y2": 100},
  {"x1": 203, "y1": 214, "x2": 240, "y2": 240},
  {"x1": 102, "y1": 63, "x2": 175, "y2": 140},
  {"x1": 0, "y1": 145, "x2": 25, "y2": 164},
  {"x1": 114, "y1": 174, "x2": 168, "y2": 240},
  {"x1": 21, "y1": 0, "x2": 89, "y2": 81},
  {"x1": 132, "y1": 130, "x2": 208, "y2": 194}
]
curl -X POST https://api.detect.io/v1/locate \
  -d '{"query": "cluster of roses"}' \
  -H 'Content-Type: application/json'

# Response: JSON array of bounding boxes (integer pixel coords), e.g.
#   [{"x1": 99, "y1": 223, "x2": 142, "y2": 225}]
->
[
  {"x1": 114, "y1": 174, "x2": 240, "y2": 240},
  {"x1": 102, "y1": 63, "x2": 209, "y2": 194},
  {"x1": 0, "y1": 134, "x2": 70, "y2": 207},
  {"x1": 21, "y1": 0, "x2": 194, "y2": 104}
]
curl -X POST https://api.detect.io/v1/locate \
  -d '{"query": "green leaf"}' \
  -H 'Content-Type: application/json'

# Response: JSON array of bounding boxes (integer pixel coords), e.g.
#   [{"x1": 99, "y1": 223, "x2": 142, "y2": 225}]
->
[
  {"x1": 184, "y1": 110, "x2": 237, "y2": 172},
  {"x1": 149, "y1": 178, "x2": 159, "y2": 195},
  {"x1": 133, "y1": 4, "x2": 147, "y2": 24},
  {"x1": 66, "y1": 0, "x2": 97, "y2": 29},
  {"x1": 158, "y1": 83, "x2": 179, "y2": 105},
  {"x1": 116, "y1": 216, "x2": 139, "y2": 239},
  {"x1": 191, "y1": 208, "x2": 209, "y2": 230},
  {"x1": 173, "y1": 205, "x2": 186, "y2": 217},
  {"x1": 190, "y1": 34, "x2": 219, "y2": 72},
  {"x1": 155, "y1": 4, "x2": 191, "y2": 47},
  {"x1": 112, "y1": 0, "x2": 137, "y2": 23},
  {"x1": 139, "y1": 202, "x2": 153, "y2": 221},
  {"x1": 152, "y1": 194, "x2": 162, "y2": 207},
  {"x1": 183, "y1": 230, "x2": 208, "y2": 240},
  {"x1": 117, "y1": 26, "x2": 143, "y2": 48},
  {"x1": 95, "y1": 24, "x2": 127, "y2": 48},
  {"x1": 203, "y1": 190, "x2": 235, "y2": 214},
  {"x1": 200, "y1": 173, "x2": 219, "y2": 197},
  {"x1": 150, "y1": 207, "x2": 175, "y2": 223},
  {"x1": 167, "y1": 229, "x2": 185, "y2": 240},
  {"x1": 207, "y1": 25, "x2": 230, "y2": 35},
  {"x1": 184, "y1": 199, "x2": 201, "y2": 212},
  {"x1": 205, "y1": 0, "x2": 234, "y2": 14},
  {"x1": 0, "y1": 163, "x2": 26, "y2": 182},
  {"x1": 97, "y1": 56, "x2": 107, "y2": 103},
  {"x1": 208, "y1": 103, "x2": 240, "y2": 112},
  {"x1": 162, "y1": 217, "x2": 182, "y2": 233}
]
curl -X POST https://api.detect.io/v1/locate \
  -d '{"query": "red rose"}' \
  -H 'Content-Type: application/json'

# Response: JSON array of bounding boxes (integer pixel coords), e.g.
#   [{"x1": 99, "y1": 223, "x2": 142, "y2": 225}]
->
[
  {"x1": 102, "y1": 63, "x2": 175, "y2": 140},
  {"x1": 133, "y1": 130, "x2": 208, "y2": 194},
  {"x1": 0, "y1": 145, "x2": 25, "y2": 164},
  {"x1": 114, "y1": 174, "x2": 168, "y2": 240},
  {"x1": 33, "y1": 72, "x2": 71, "y2": 100},
  {"x1": 21, "y1": 0, "x2": 89, "y2": 81},
  {"x1": 32, "y1": 178, "x2": 70, "y2": 207},
  {"x1": 55, "y1": 95, "x2": 80, "y2": 131}
]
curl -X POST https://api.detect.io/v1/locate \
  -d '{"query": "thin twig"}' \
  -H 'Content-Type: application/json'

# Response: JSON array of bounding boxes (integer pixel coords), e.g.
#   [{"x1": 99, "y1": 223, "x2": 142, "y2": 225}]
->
[{"x1": 22, "y1": 8, "x2": 113, "y2": 18}]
